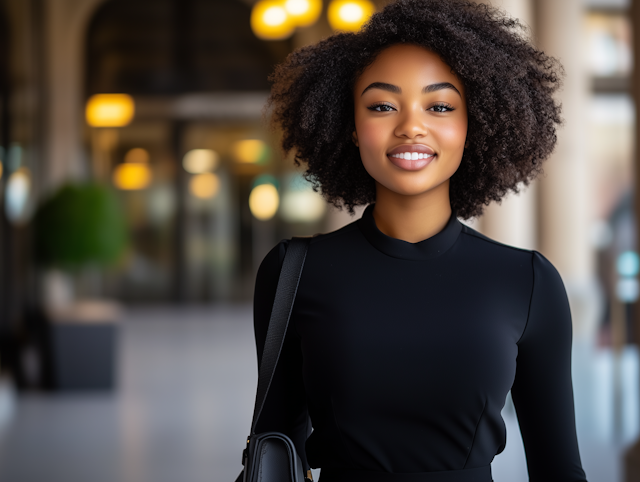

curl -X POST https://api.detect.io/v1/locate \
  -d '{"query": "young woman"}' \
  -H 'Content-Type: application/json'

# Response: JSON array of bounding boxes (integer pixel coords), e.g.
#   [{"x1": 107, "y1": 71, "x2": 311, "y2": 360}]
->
[{"x1": 253, "y1": 1, "x2": 587, "y2": 480}]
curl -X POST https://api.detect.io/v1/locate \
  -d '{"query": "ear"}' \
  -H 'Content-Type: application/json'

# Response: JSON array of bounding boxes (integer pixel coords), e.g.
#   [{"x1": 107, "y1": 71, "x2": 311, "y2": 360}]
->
[
  {"x1": 464, "y1": 139, "x2": 469, "y2": 149},
  {"x1": 352, "y1": 131, "x2": 359, "y2": 147}
]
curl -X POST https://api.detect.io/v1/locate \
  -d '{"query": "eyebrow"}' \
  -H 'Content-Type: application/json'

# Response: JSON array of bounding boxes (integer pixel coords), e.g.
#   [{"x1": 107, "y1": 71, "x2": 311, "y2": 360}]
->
[
  {"x1": 361, "y1": 82, "x2": 400, "y2": 96},
  {"x1": 423, "y1": 82, "x2": 461, "y2": 97},
  {"x1": 361, "y1": 81, "x2": 461, "y2": 97}
]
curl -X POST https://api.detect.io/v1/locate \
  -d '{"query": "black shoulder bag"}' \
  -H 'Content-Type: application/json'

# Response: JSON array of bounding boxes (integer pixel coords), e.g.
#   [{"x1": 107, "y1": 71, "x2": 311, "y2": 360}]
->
[{"x1": 235, "y1": 237, "x2": 313, "y2": 482}]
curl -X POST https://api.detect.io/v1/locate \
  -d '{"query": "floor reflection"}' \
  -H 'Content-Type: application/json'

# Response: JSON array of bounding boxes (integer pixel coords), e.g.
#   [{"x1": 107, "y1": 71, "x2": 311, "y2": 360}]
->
[{"x1": 0, "y1": 305, "x2": 634, "y2": 482}]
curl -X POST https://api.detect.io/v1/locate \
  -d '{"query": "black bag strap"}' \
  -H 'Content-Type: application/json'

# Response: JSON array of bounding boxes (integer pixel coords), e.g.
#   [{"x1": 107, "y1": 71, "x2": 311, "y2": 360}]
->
[{"x1": 251, "y1": 236, "x2": 311, "y2": 434}]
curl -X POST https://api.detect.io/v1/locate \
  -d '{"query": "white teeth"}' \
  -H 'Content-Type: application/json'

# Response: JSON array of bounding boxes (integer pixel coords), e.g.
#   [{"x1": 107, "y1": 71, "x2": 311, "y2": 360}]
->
[{"x1": 390, "y1": 152, "x2": 434, "y2": 159}]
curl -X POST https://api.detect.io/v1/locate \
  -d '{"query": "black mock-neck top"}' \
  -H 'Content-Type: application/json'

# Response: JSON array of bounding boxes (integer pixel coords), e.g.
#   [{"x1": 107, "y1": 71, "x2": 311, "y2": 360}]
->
[{"x1": 253, "y1": 204, "x2": 587, "y2": 482}]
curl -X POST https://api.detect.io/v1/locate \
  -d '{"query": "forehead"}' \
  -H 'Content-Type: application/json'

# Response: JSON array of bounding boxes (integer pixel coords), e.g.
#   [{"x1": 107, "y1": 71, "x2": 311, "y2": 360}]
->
[{"x1": 355, "y1": 44, "x2": 462, "y2": 91}]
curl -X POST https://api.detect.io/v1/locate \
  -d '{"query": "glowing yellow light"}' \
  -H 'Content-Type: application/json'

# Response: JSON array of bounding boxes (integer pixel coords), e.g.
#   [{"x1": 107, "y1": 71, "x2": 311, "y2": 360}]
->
[
  {"x1": 189, "y1": 172, "x2": 220, "y2": 199},
  {"x1": 265, "y1": 6, "x2": 286, "y2": 24},
  {"x1": 251, "y1": 0, "x2": 295, "y2": 40},
  {"x1": 124, "y1": 148, "x2": 149, "y2": 163},
  {"x1": 285, "y1": 0, "x2": 322, "y2": 27},
  {"x1": 113, "y1": 163, "x2": 151, "y2": 190},
  {"x1": 249, "y1": 183, "x2": 279, "y2": 220},
  {"x1": 232, "y1": 139, "x2": 268, "y2": 164},
  {"x1": 0, "y1": 162, "x2": 3, "y2": 180},
  {"x1": 327, "y1": 0, "x2": 374, "y2": 32},
  {"x1": 183, "y1": 149, "x2": 219, "y2": 174},
  {"x1": 86, "y1": 94, "x2": 135, "y2": 127}
]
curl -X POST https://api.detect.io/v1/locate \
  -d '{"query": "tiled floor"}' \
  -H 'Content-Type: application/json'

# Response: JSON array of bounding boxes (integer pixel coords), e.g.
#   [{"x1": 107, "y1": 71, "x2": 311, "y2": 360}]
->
[{"x1": 0, "y1": 305, "x2": 632, "y2": 482}]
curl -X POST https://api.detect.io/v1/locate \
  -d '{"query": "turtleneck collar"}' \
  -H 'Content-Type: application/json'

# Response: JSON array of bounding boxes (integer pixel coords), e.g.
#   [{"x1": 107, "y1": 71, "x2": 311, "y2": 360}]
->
[{"x1": 357, "y1": 204, "x2": 462, "y2": 261}]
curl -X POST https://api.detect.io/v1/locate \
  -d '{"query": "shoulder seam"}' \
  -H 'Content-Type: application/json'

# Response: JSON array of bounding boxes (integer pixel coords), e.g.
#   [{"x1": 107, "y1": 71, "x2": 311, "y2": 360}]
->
[
  {"x1": 460, "y1": 226, "x2": 533, "y2": 255},
  {"x1": 517, "y1": 251, "x2": 537, "y2": 345},
  {"x1": 310, "y1": 220, "x2": 360, "y2": 245}
]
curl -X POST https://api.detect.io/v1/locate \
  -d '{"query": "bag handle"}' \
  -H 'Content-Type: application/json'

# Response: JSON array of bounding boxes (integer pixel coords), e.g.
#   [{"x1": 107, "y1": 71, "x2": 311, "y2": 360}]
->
[{"x1": 251, "y1": 236, "x2": 311, "y2": 434}]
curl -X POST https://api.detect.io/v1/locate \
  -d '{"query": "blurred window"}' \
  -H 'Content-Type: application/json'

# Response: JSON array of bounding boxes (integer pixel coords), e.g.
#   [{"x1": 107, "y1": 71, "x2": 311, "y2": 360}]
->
[
  {"x1": 85, "y1": 0, "x2": 310, "y2": 302},
  {"x1": 588, "y1": 94, "x2": 634, "y2": 221},
  {"x1": 585, "y1": 11, "x2": 631, "y2": 78}
]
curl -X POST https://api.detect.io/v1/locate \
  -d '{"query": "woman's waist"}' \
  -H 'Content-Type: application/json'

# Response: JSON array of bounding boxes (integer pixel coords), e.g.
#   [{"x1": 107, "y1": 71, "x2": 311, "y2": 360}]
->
[{"x1": 318, "y1": 465, "x2": 492, "y2": 482}]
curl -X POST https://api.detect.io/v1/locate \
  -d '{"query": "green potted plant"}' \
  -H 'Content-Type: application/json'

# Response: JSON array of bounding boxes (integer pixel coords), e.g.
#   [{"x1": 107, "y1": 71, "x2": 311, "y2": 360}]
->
[
  {"x1": 35, "y1": 183, "x2": 127, "y2": 270},
  {"x1": 34, "y1": 183, "x2": 128, "y2": 390}
]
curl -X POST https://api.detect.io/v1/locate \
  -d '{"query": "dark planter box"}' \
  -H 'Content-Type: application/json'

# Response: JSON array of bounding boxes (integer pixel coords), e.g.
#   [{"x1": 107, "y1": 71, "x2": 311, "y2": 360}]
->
[
  {"x1": 49, "y1": 323, "x2": 118, "y2": 390},
  {"x1": 46, "y1": 301, "x2": 121, "y2": 391}
]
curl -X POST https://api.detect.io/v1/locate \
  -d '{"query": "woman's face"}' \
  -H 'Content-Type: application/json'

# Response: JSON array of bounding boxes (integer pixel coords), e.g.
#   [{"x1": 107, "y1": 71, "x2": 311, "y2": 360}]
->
[{"x1": 353, "y1": 44, "x2": 468, "y2": 199}]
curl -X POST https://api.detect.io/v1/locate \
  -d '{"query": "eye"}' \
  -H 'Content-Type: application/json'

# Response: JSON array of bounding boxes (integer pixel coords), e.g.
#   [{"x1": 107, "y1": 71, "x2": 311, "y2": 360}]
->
[
  {"x1": 367, "y1": 102, "x2": 396, "y2": 112},
  {"x1": 428, "y1": 102, "x2": 454, "y2": 113}
]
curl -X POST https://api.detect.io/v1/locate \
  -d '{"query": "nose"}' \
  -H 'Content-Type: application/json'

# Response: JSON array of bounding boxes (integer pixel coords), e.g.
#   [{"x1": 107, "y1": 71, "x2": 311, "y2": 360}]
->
[{"x1": 394, "y1": 106, "x2": 428, "y2": 139}]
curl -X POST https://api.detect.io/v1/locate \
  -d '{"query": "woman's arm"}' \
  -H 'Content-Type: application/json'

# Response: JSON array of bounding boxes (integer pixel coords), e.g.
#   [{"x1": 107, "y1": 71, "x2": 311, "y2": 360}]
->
[
  {"x1": 252, "y1": 240, "x2": 311, "y2": 467},
  {"x1": 510, "y1": 252, "x2": 587, "y2": 481}
]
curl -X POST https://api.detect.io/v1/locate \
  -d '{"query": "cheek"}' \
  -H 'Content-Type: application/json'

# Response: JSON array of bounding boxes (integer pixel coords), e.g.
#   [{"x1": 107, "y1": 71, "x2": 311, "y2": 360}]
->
[
  {"x1": 437, "y1": 118, "x2": 468, "y2": 151},
  {"x1": 438, "y1": 122, "x2": 467, "y2": 177},
  {"x1": 356, "y1": 122, "x2": 388, "y2": 182},
  {"x1": 355, "y1": 117, "x2": 389, "y2": 154}
]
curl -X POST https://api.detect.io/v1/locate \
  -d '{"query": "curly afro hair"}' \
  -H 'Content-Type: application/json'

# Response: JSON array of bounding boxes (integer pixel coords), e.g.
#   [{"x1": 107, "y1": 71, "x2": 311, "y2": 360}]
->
[{"x1": 267, "y1": 0, "x2": 563, "y2": 219}]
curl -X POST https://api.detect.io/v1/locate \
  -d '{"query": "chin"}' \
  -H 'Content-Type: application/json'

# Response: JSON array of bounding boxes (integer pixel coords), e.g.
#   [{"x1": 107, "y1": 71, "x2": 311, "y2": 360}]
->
[{"x1": 381, "y1": 181, "x2": 438, "y2": 197}]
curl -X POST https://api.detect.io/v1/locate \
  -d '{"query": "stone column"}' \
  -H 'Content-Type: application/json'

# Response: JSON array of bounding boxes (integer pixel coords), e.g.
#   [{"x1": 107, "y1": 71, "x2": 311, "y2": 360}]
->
[
  {"x1": 534, "y1": 0, "x2": 599, "y2": 341},
  {"x1": 479, "y1": 0, "x2": 537, "y2": 250},
  {"x1": 42, "y1": 0, "x2": 106, "y2": 192}
]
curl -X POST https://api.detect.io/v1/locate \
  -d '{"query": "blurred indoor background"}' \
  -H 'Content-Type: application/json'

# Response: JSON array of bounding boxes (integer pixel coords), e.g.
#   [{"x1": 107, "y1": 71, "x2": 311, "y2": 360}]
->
[{"x1": 0, "y1": 0, "x2": 637, "y2": 481}]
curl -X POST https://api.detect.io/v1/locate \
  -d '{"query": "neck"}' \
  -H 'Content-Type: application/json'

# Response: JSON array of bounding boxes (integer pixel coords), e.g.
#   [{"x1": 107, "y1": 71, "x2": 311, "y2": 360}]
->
[{"x1": 372, "y1": 181, "x2": 452, "y2": 243}]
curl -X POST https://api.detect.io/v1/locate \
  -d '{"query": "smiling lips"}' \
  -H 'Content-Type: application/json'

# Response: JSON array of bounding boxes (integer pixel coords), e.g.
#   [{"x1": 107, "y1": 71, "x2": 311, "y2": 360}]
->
[{"x1": 387, "y1": 144, "x2": 436, "y2": 171}]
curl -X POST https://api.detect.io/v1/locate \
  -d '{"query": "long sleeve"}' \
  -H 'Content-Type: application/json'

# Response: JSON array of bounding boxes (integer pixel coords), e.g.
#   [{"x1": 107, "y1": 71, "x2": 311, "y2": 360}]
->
[
  {"x1": 252, "y1": 240, "x2": 311, "y2": 468},
  {"x1": 511, "y1": 251, "x2": 587, "y2": 481}
]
